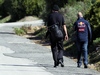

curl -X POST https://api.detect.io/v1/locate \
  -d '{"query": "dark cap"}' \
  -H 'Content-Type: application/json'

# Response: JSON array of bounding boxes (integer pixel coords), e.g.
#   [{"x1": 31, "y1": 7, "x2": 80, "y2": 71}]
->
[{"x1": 52, "y1": 5, "x2": 59, "y2": 11}]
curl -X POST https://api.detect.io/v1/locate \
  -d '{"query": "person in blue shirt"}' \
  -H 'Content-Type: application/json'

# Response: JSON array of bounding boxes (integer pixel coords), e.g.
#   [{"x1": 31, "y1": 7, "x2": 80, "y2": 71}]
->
[{"x1": 73, "y1": 12, "x2": 92, "y2": 68}]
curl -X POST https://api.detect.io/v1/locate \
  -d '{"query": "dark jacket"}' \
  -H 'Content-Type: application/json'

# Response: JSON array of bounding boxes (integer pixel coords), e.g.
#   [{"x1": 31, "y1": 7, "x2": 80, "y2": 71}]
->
[
  {"x1": 74, "y1": 18, "x2": 92, "y2": 42},
  {"x1": 47, "y1": 12, "x2": 65, "y2": 27},
  {"x1": 46, "y1": 12, "x2": 65, "y2": 39}
]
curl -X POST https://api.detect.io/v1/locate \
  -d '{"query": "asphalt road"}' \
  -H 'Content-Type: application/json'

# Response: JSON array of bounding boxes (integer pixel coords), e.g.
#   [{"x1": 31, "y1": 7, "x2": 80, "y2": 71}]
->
[{"x1": 0, "y1": 21, "x2": 100, "y2": 75}]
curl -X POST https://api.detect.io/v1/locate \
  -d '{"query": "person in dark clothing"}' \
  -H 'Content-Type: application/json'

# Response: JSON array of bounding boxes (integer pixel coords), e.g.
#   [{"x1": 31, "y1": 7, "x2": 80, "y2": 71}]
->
[
  {"x1": 73, "y1": 12, "x2": 92, "y2": 68},
  {"x1": 47, "y1": 5, "x2": 68, "y2": 68}
]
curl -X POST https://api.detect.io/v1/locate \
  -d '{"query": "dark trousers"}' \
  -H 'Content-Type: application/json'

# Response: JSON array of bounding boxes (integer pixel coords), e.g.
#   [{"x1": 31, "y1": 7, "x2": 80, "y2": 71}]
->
[{"x1": 50, "y1": 36, "x2": 64, "y2": 63}]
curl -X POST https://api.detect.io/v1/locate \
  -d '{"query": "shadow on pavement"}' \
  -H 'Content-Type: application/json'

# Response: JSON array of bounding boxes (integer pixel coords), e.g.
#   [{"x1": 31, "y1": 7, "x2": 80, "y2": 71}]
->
[{"x1": 0, "y1": 32, "x2": 15, "y2": 35}]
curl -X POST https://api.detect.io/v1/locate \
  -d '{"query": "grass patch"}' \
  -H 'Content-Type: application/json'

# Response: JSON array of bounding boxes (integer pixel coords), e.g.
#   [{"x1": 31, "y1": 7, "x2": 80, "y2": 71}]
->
[
  {"x1": 14, "y1": 25, "x2": 47, "y2": 39},
  {"x1": 14, "y1": 27, "x2": 27, "y2": 36},
  {"x1": 0, "y1": 16, "x2": 11, "y2": 23},
  {"x1": 13, "y1": 25, "x2": 32, "y2": 36}
]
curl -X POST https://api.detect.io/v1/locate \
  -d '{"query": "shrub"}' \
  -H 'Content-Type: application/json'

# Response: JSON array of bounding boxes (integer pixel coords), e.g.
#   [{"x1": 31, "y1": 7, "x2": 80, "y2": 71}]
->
[
  {"x1": 3, "y1": 0, "x2": 25, "y2": 21},
  {"x1": 3, "y1": 0, "x2": 46, "y2": 21},
  {"x1": 85, "y1": 0, "x2": 100, "y2": 40},
  {"x1": 22, "y1": 0, "x2": 46, "y2": 16},
  {"x1": 14, "y1": 27, "x2": 26, "y2": 36},
  {"x1": 93, "y1": 38, "x2": 100, "y2": 45},
  {"x1": 0, "y1": 0, "x2": 8, "y2": 18}
]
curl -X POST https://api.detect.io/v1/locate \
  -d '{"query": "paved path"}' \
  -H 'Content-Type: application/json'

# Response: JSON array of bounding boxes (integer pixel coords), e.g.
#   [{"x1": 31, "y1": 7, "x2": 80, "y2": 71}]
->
[
  {"x1": 0, "y1": 20, "x2": 44, "y2": 27},
  {"x1": 0, "y1": 46, "x2": 53, "y2": 75},
  {"x1": 0, "y1": 21, "x2": 100, "y2": 75}
]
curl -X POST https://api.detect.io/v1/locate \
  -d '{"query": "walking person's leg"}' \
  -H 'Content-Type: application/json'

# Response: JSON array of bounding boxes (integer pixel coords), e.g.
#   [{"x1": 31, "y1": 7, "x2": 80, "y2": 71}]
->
[
  {"x1": 82, "y1": 41, "x2": 88, "y2": 68},
  {"x1": 77, "y1": 50, "x2": 82, "y2": 67},
  {"x1": 50, "y1": 37, "x2": 58, "y2": 67},
  {"x1": 76, "y1": 41, "x2": 82, "y2": 67},
  {"x1": 51, "y1": 45, "x2": 58, "y2": 67},
  {"x1": 57, "y1": 39, "x2": 64, "y2": 67}
]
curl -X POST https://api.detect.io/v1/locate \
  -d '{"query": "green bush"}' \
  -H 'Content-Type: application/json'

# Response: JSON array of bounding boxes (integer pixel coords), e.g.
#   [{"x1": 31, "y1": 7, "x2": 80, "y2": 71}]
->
[
  {"x1": 88, "y1": 38, "x2": 100, "y2": 64},
  {"x1": 23, "y1": 0, "x2": 46, "y2": 16},
  {"x1": 85, "y1": 0, "x2": 100, "y2": 40},
  {"x1": 0, "y1": 0, "x2": 4, "y2": 5},
  {"x1": 3, "y1": 0, "x2": 25, "y2": 21},
  {"x1": 14, "y1": 27, "x2": 26, "y2": 36},
  {"x1": 0, "y1": 15, "x2": 11, "y2": 23},
  {"x1": 0, "y1": 0, "x2": 8, "y2": 18},
  {"x1": 3, "y1": 0, "x2": 46, "y2": 21},
  {"x1": 93, "y1": 38, "x2": 100, "y2": 45}
]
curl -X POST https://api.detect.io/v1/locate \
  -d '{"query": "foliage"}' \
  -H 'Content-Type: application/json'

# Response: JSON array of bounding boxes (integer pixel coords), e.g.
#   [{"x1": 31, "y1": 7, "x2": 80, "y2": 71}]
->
[
  {"x1": 85, "y1": 0, "x2": 100, "y2": 40},
  {"x1": 23, "y1": 0, "x2": 46, "y2": 16},
  {"x1": 0, "y1": 0, "x2": 93, "y2": 22},
  {"x1": 96, "y1": 62, "x2": 100, "y2": 72},
  {"x1": 89, "y1": 49, "x2": 100, "y2": 63},
  {"x1": 3, "y1": 0, "x2": 25, "y2": 21},
  {"x1": 68, "y1": 0, "x2": 77, "y2": 5},
  {"x1": 2, "y1": 0, "x2": 46, "y2": 21},
  {"x1": 0, "y1": 0, "x2": 8, "y2": 18},
  {"x1": 89, "y1": 44, "x2": 100, "y2": 71},
  {"x1": 14, "y1": 26, "x2": 27, "y2": 36},
  {"x1": 88, "y1": 37, "x2": 100, "y2": 71},
  {"x1": 14, "y1": 25, "x2": 47, "y2": 40},
  {"x1": 0, "y1": 15, "x2": 11, "y2": 23},
  {"x1": 93, "y1": 38, "x2": 100, "y2": 45},
  {"x1": 0, "y1": 0, "x2": 4, "y2": 5},
  {"x1": 45, "y1": 0, "x2": 68, "y2": 11}
]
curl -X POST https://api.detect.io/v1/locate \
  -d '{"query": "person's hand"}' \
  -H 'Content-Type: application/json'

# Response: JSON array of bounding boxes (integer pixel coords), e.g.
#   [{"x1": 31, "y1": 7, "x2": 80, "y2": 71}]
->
[{"x1": 65, "y1": 34, "x2": 68, "y2": 41}]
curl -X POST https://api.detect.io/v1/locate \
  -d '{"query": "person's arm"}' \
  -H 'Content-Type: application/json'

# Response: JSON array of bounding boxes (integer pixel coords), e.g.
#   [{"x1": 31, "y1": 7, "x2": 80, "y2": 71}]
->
[
  {"x1": 73, "y1": 22, "x2": 77, "y2": 31},
  {"x1": 63, "y1": 25, "x2": 68, "y2": 41},
  {"x1": 87, "y1": 22, "x2": 92, "y2": 42},
  {"x1": 61, "y1": 15, "x2": 68, "y2": 41}
]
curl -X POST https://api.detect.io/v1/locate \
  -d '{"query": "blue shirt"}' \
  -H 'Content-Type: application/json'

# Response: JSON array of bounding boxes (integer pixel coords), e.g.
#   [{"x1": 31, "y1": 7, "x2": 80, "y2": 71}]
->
[{"x1": 74, "y1": 18, "x2": 92, "y2": 42}]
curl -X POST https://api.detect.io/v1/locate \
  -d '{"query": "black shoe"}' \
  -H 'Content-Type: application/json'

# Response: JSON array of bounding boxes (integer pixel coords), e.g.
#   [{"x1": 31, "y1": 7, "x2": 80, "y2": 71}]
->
[
  {"x1": 54, "y1": 64, "x2": 57, "y2": 67},
  {"x1": 59, "y1": 60, "x2": 64, "y2": 67},
  {"x1": 57, "y1": 61, "x2": 59, "y2": 66},
  {"x1": 54, "y1": 63, "x2": 56, "y2": 67},
  {"x1": 61, "y1": 63, "x2": 64, "y2": 67},
  {"x1": 54, "y1": 62, "x2": 58, "y2": 68},
  {"x1": 84, "y1": 64, "x2": 88, "y2": 68},
  {"x1": 77, "y1": 65, "x2": 81, "y2": 68},
  {"x1": 77, "y1": 64, "x2": 81, "y2": 68}
]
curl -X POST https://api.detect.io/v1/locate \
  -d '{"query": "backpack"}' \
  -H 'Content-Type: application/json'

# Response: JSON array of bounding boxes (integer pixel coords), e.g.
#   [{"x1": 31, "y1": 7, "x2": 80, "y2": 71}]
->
[{"x1": 48, "y1": 24, "x2": 63, "y2": 40}]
